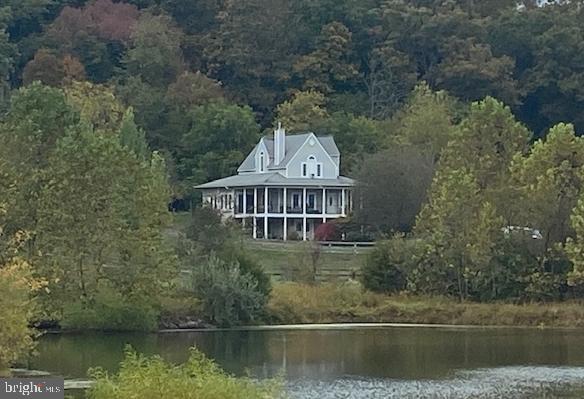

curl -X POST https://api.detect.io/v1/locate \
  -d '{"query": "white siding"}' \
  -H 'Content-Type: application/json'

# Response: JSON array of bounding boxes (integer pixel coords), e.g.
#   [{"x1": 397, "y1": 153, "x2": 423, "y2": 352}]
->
[{"x1": 286, "y1": 135, "x2": 338, "y2": 179}]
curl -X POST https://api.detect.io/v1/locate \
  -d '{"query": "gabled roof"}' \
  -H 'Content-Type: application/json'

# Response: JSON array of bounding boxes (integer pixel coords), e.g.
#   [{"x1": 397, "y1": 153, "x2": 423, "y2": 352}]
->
[
  {"x1": 237, "y1": 133, "x2": 339, "y2": 173},
  {"x1": 195, "y1": 172, "x2": 355, "y2": 189}
]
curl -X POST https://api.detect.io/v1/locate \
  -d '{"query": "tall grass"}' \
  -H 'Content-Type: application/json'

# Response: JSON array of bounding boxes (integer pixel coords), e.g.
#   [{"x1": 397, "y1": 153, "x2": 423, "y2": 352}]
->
[{"x1": 268, "y1": 282, "x2": 584, "y2": 327}]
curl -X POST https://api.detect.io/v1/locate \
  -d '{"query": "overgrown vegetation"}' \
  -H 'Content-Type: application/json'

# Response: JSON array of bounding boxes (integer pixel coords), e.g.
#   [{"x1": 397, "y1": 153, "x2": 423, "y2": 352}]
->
[
  {"x1": 190, "y1": 255, "x2": 268, "y2": 327},
  {"x1": 0, "y1": 250, "x2": 36, "y2": 374},
  {"x1": 360, "y1": 97, "x2": 584, "y2": 303},
  {"x1": 88, "y1": 347, "x2": 283, "y2": 399},
  {"x1": 0, "y1": 201, "x2": 39, "y2": 374},
  {"x1": 60, "y1": 289, "x2": 159, "y2": 332},
  {"x1": 177, "y1": 207, "x2": 271, "y2": 327},
  {"x1": 268, "y1": 282, "x2": 584, "y2": 328}
]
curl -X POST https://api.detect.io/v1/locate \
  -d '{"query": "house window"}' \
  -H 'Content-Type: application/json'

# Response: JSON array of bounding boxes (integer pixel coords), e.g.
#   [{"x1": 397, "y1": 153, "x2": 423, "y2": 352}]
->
[
  {"x1": 259, "y1": 151, "x2": 265, "y2": 172},
  {"x1": 307, "y1": 193, "x2": 315, "y2": 210},
  {"x1": 317, "y1": 164, "x2": 322, "y2": 177},
  {"x1": 229, "y1": 194, "x2": 233, "y2": 209},
  {"x1": 293, "y1": 193, "x2": 300, "y2": 208},
  {"x1": 302, "y1": 163, "x2": 307, "y2": 177},
  {"x1": 307, "y1": 155, "x2": 316, "y2": 177},
  {"x1": 329, "y1": 197, "x2": 333, "y2": 206}
]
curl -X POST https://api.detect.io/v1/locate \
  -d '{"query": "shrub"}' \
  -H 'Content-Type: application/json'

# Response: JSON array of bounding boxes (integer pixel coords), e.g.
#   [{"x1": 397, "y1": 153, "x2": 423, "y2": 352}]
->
[
  {"x1": 362, "y1": 236, "x2": 417, "y2": 293},
  {"x1": 190, "y1": 255, "x2": 267, "y2": 327},
  {"x1": 234, "y1": 251, "x2": 272, "y2": 297},
  {"x1": 187, "y1": 207, "x2": 231, "y2": 253},
  {"x1": 61, "y1": 289, "x2": 159, "y2": 332},
  {"x1": 88, "y1": 347, "x2": 283, "y2": 399},
  {"x1": 267, "y1": 281, "x2": 381, "y2": 324},
  {"x1": 314, "y1": 222, "x2": 339, "y2": 241}
]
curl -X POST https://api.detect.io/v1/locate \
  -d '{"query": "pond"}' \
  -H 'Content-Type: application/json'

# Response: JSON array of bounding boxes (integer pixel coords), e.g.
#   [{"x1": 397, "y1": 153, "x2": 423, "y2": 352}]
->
[{"x1": 30, "y1": 325, "x2": 584, "y2": 398}]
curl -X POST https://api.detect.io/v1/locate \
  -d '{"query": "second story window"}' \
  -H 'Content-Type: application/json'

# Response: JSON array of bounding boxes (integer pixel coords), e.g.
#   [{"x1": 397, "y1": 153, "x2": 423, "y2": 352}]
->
[
  {"x1": 259, "y1": 151, "x2": 265, "y2": 172},
  {"x1": 302, "y1": 163, "x2": 307, "y2": 177},
  {"x1": 317, "y1": 164, "x2": 322, "y2": 177}
]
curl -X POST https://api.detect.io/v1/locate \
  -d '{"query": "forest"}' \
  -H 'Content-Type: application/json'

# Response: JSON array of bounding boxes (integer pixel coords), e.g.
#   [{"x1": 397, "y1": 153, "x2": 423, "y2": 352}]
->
[{"x1": 1, "y1": 0, "x2": 583, "y2": 197}]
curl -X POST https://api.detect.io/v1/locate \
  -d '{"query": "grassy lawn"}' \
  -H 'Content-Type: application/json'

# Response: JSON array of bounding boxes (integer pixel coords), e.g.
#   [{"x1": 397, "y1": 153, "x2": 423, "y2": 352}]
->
[
  {"x1": 169, "y1": 212, "x2": 370, "y2": 282},
  {"x1": 245, "y1": 239, "x2": 370, "y2": 282}
]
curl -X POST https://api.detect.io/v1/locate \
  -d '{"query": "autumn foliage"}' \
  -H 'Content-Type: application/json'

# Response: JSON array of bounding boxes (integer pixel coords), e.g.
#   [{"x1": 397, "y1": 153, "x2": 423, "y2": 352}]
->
[{"x1": 314, "y1": 222, "x2": 339, "y2": 242}]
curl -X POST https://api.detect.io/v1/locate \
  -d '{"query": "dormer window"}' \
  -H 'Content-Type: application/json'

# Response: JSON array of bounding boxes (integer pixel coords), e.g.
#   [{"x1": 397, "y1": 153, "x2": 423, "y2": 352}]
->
[
  {"x1": 302, "y1": 163, "x2": 307, "y2": 177},
  {"x1": 317, "y1": 164, "x2": 322, "y2": 177}
]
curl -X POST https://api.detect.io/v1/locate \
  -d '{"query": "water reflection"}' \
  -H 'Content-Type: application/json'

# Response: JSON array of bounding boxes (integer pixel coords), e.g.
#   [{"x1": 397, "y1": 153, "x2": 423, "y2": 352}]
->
[{"x1": 31, "y1": 327, "x2": 584, "y2": 397}]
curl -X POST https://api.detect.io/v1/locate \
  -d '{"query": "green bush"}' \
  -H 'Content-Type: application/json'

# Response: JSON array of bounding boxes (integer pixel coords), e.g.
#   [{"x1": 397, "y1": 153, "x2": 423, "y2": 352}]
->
[
  {"x1": 88, "y1": 347, "x2": 283, "y2": 399},
  {"x1": 61, "y1": 290, "x2": 159, "y2": 332},
  {"x1": 362, "y1": 236, "x2": 418, "y2": 293},
  {"x1": 190, "y1": 255, "x2": 267, "y2": 327},
  {"x1": 235, "y1": 251, "x2": 272, "y2": 297}
]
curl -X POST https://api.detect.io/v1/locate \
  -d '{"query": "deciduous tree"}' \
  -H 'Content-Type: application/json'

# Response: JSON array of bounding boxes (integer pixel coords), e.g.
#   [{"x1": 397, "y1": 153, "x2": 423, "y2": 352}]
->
[
  {"x1": 275, "y1": 90, "x2": 329, "y2": 133},
  {"x1": 125, "y1": 12, "x2": 185, "y2": 87}
]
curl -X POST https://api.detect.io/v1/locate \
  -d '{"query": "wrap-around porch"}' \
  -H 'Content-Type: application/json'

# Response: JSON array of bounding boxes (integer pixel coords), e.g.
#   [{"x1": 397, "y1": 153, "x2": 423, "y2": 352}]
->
[{"x1": 234, "y1": 186, "x2": 351, "y2": 240}]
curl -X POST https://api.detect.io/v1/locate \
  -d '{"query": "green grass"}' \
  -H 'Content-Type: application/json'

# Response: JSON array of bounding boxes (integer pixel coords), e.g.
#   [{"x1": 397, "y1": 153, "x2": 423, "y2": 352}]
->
[
  {"x1": 169, "y1": 212, "x2": 370, "y2": 282},
  {"x1": 244, "y1": 239, "x2": 370, "y2": 282}
]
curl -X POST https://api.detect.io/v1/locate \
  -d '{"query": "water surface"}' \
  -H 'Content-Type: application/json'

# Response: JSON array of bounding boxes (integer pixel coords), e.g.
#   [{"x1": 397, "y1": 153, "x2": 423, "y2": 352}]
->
[{"x1": 31, "y1": 326, "x2": 584, "y2": 398}]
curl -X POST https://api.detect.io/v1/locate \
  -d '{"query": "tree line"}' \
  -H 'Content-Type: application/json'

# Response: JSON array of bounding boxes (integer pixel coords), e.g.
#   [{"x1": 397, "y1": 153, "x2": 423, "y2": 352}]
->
[
  {"x1": 0, "y1": 83, "x2": 271, "y2": 371},
  {"x1": 1, "y1": 0, "x2": 584, "y2": 197},
  {"x1": 360, "y1": 91, "x2": 584, "y2": 302}
]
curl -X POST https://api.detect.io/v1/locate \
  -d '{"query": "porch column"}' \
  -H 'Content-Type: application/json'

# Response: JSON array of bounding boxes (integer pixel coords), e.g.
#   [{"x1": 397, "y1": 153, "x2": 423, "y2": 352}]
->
[
  {"x1": 341, "y1": 188, "x2": 346, "y2": 216},
  {"x1": 242, "y1": 188, "x2": 247, "y2": 227},
  {"x1": 254, "y1": 187, "x2": 258, "y2": 214},
  {"x1": 264, "y1": 187, "x2": 269, "y2": 239},
  {"x1": 283, "y1": 187, "x2": 288, "y2": 241},
  {"x1": 302, "y1": 188, "x2": 307, "y2": 241},
  {"x1": 243, "y1": 188, "x2": 247, "y2": 215},
  {"x1": 322, "y1": 188, "x2": 326, "y2": 222},
  {"x1": 283, "y1": 187, "x2": 287, "y2": 215}
]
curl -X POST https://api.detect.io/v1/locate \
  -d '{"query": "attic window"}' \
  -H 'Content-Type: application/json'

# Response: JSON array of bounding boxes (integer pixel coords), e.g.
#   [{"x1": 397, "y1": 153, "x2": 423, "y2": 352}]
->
[
  {"x1": 307, "y1": 155, "x2": 317, "y2": 178},
  {"x1": 259, "y1": 151, "x2": 265, "y2": 172},
  {"x1": 317, "y1": 164, "x2": 322, "y2": 177},
  {"x1": 302, "y1": 163, "x2": 307, "y2": 177}
]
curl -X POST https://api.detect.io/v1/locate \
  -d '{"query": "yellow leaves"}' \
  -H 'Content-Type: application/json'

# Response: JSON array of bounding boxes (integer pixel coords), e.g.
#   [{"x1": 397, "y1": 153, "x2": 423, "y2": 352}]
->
[
  {"x1": 64, "y1": 81, "x2": 125, "y2": 134},
  {"x1": 0, "y1": 246, "x2": 36, "y2": 370}
]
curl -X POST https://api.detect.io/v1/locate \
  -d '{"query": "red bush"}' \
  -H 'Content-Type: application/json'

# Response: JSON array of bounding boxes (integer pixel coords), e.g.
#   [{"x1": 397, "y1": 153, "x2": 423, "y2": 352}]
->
[{"x1": 315, "y1": 222, "x2": 339, "y2": 241}]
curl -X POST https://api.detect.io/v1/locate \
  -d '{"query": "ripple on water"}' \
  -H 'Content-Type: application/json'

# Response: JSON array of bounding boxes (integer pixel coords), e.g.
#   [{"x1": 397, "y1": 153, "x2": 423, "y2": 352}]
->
[{"x1": 286, "y1": 366, "x2": 584, "y2": 399}]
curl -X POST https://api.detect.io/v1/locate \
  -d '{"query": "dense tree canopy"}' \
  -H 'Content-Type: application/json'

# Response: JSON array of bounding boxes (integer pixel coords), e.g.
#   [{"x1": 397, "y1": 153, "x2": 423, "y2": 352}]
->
[{"x1": 1, "y1": 0, "x2": 583, "y2": 156}]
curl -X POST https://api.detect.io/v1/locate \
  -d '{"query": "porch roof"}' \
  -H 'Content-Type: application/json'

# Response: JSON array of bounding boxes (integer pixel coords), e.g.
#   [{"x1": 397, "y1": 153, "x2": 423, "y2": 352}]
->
[{"x1": 195, "y1": 172, "x2": 355, "y2": 189}]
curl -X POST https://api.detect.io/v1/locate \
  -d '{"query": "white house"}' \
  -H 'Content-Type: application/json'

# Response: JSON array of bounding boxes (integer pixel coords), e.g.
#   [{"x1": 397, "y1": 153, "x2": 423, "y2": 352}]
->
[{"x1": 195, "y1": 124, "x2": 355, "y2": 240}]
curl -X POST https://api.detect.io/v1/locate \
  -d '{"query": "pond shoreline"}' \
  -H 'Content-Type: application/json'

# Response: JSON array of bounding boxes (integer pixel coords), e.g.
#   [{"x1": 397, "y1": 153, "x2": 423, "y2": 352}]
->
[{"x1": 41, "y1": 320, "x2": 584, "y2": 336}]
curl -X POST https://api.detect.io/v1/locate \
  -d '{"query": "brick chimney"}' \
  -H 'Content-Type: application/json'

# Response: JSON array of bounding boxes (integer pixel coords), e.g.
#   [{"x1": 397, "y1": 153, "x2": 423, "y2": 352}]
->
[{"x1": 274, "y1": 122, "x2": 286, "y2": 165}]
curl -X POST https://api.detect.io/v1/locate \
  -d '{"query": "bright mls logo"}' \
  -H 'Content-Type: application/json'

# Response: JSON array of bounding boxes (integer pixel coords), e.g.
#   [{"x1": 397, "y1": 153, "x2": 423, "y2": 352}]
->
[{"x1": 0, "y1": 379, "x2": 63, "y2": 399}]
